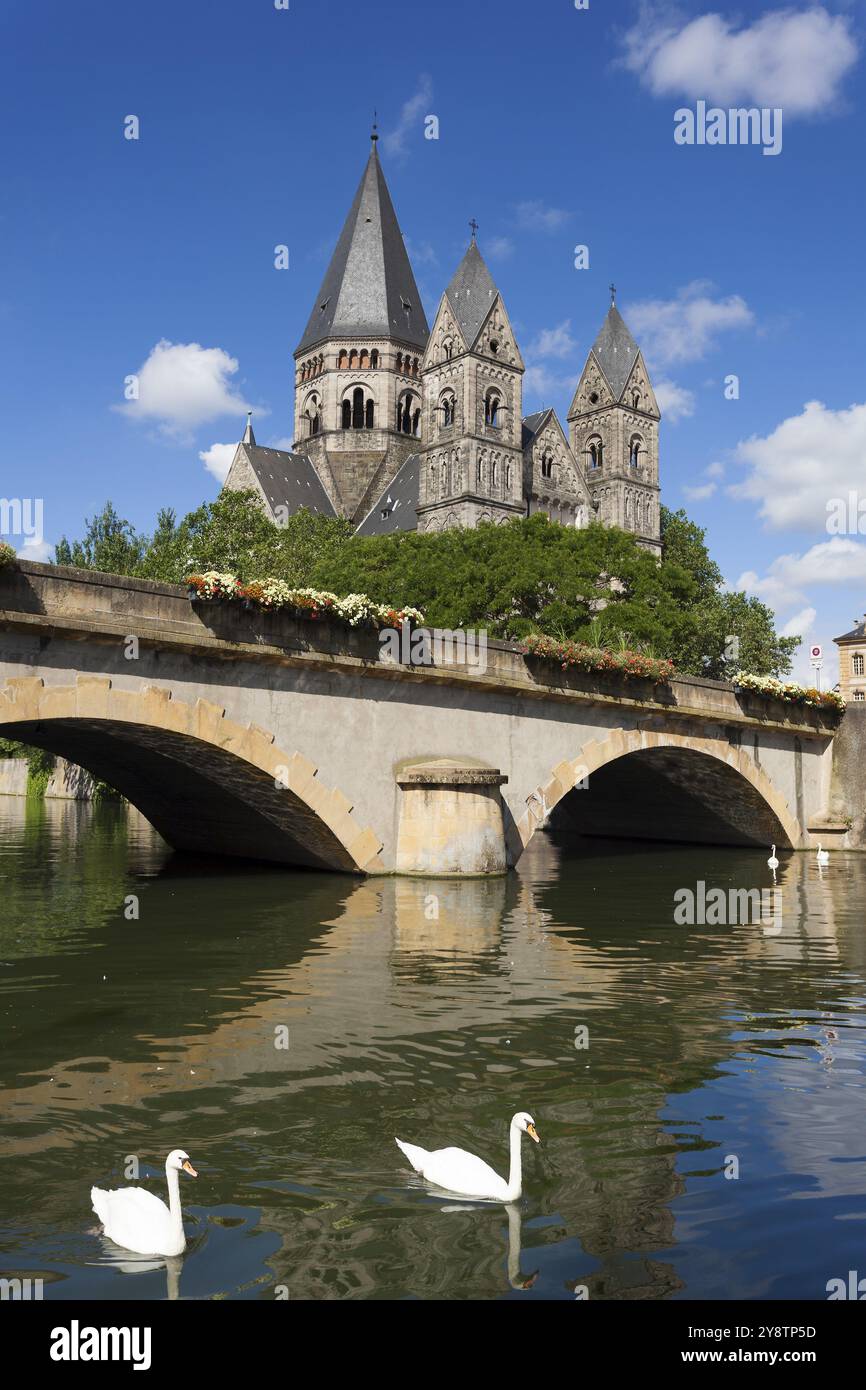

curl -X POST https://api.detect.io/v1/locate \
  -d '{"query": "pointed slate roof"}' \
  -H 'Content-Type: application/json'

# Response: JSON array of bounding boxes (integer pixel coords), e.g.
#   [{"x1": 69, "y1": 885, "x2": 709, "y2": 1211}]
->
[
  {"x1": 238, "y1": 446, "x2": 336, "y2": 519},
  {"x1": 521, "y1": 408, "x2": 554, "y2": 447},
  {"x1": 354, "y1": 453, "x2": 421, "y2": 536},
  {"x1": 296, "y1": 145, "x2": 429, "y2": 355},
  {"x1": 444, "y1": 240, "x2": 500, "y2": 349},
  {"x1": 242, "y1": 412, "x2": 256, "y2": 446},
  {"x1": 591, "y1": 303, "x2": 640, "y2": 400}
]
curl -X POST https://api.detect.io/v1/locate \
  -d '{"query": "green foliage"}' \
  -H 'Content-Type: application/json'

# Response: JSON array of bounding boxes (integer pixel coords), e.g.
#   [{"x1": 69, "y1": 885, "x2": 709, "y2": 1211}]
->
[{"x1": 51, "y1": 492, "x2": 796, "y2": 679}]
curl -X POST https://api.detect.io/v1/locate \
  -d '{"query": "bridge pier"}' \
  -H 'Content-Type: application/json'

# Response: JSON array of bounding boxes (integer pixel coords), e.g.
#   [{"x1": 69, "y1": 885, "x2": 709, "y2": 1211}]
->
[{"x1": 395, "y1": 761, "x2": 508, "y2": 876}]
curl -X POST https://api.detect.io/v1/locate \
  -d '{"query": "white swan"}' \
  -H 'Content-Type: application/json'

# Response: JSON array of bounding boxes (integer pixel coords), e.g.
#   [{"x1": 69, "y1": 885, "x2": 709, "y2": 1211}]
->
[
  {"x1": 767, "y1": 845, "x2": 779, "y2": 869},
  {"x1": 816, "y1": 843, "x2": 830, "y2": 865},
  {"x1": 396, "y1": 1111, "x2": 540, "y2": 1201},
  {"x1": 91, "y1": 1149, "x2": 197, "y2": 1257}
]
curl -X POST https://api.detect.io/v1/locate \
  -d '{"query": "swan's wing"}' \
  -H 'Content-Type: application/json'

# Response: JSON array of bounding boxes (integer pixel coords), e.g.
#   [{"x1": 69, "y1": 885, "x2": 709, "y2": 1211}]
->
[
  {"x1": 91, "y1": 1185, "x2": 172, "y2": 1254},
  {"x1": 419, "y1": 1146, "x2": 508, "y2": 1200}
]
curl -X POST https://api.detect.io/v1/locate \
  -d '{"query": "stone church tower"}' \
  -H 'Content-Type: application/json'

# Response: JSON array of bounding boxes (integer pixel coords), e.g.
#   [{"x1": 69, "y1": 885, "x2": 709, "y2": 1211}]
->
[
  {"x1": 416, "y1": 236, "x2": 526, "y2": 531},
  {"x1": 291, "y1": 129, "x2": 429, "y2": 524},
  {"x1": 222, "y1": 137, "x2": 663, "y2": 553},
  {"x1": 567, "y1": 290, "x2": 661, "y2": 556}
]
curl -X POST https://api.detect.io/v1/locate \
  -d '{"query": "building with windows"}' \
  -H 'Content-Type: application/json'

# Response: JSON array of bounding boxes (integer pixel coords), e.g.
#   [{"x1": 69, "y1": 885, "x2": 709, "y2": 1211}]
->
[
  {"x1": 835, "y1": 614, "x2": 866, "y2": 703},
  {"x1": 223, "y1": 134, "x2": 662, "y2": 552}
]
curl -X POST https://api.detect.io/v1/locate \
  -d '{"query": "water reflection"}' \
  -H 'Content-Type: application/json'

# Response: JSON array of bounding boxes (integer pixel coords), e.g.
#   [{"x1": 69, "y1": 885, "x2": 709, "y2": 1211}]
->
[{"x1": 1, "y1": 797, "x2": 865, "y2": 1300}]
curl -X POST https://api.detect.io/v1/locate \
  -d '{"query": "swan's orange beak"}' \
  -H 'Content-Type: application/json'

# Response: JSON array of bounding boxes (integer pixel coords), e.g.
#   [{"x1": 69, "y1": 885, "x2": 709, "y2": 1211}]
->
[
  {"x1": 527, "y1": 1123, "x2": 540, "y2": 1144},
  {"x1": 182, "y1": 1159, "x2": 198, "y2": 1177}
]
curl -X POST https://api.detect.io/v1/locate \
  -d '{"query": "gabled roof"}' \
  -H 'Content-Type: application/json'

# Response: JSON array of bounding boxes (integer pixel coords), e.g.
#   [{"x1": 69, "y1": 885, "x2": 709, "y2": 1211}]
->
[
  {"x1": 591, "y1": 303, "x2": 640, "y2": 400},
  {"x1": 240, "y1": 446, "x2": 336, "y2": 519},
  {"x1": 296, "y1": 145, "x2": 429, "y2": 355},
  {"x1": 522, "y1": 408, "x2": 554, "y2": 447},
  {"x1": 354, "y1": 453, "x2": 420, "y2": 537},
  {"x1": 444, "y1": 240, "x2": 500, "y2": 350},
  {"x1": 835, "y1": 616, "x2": 866, "y2": 644}
]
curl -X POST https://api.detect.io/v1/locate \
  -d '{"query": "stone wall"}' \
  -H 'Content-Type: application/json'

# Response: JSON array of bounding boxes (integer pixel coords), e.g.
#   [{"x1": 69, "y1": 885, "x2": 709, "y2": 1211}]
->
[
  {"x1": 0, "y1": 754, "x2": 98, "y2": 799},
  {"x1": 828, "y1": 705, "x2": 866, "y2": 847}
]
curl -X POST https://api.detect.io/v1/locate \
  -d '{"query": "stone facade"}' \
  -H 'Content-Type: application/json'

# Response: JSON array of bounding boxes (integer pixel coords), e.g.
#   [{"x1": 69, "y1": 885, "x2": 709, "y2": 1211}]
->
[
  {"x1": 834, "y1": 613, "x2": 866, "y2": 703},
  {"x1": 222, "y1": 139, "x2": 663, "y2": 551}
]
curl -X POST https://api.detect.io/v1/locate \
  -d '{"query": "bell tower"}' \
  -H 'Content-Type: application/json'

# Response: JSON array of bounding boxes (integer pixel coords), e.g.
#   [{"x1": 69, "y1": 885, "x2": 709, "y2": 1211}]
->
[
  {"x1": 292, "y1": 129, "x2": 430, "y2": 523},
  {"x1": 567, "y1": 287, "x2": 661, "y2": 555},
  {"x1": 416, "y1": 232, "x2": 525, "y2": 531}
]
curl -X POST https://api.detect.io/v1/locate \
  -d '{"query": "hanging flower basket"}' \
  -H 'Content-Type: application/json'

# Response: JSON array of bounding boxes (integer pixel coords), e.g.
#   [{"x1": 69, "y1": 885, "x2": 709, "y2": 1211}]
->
[
  {"x1": 521, "y1": 633, "x2": 675, "y2": 685},
  {"x1": 184, "y1": 572, "x2": 423, "y2": 632},
  {"x1": 733, "y1": 672, "x2": 845, "y2": 713}
]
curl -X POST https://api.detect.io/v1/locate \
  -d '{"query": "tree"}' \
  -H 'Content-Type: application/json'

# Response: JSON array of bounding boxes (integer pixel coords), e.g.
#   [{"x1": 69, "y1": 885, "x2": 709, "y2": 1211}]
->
[{"x1": 55, "y1": 502, "x2": 146, "y2": 574}]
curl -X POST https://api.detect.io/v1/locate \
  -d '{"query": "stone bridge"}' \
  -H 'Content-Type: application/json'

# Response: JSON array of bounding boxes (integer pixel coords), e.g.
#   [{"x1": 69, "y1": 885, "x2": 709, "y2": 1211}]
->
[{"x1": 0, "y1": 562, "x2": 857, "y2": 875}]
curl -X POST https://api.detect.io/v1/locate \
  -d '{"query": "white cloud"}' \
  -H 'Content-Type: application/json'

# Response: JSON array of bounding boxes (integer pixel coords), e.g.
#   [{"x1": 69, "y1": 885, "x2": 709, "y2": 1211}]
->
[
  {"x1": 486, "y1": 235, "x2": 515, "y2": 261},
  {"x1": 620, "y1": 5, "x2": 858, "y2": 117},
  {"x1": 199, "y1": 442, "x2": 238, "y2": 484},
  {"x1": 382, "y1": 76, "x2": 433, "y2": 159},
  {"x1": 737, "y1": 537, "x2": 866, "y2": 606},
  {"x1": 115, "y1": 339, "x2": 254, "y2": 439},
  {"x1": 515, "y1": 200, "x2": 570, "y2": 232},
  {"x1": 525, "y1": 320, "x2": 576, "y2": 360},
  {"x1": 404, "y1": 235, "x2": 438, "y2": 267},
  {"x1": 730, "y1": 399, "x2": 866, "y2": 531},
  {"x1": 780, "y1": 605, "x2": 816, "y2": 639},
  {"x1": 654, "y1": 378, "x2": 695, "y2": 421},
  {"x1": 523, "y1": 364, "x2": 575, "y2": 403},
  {"x1": 16, "y1": 537, "x2": 53, "y2": 562},
  {"x1": 706, "y1": 461, "x2": 725, "y2": 479},
  {"x1": 683, "y1": 481, "x2": 717, "y2": 501},
  {"x1": 627, "y1": 281, "x2": 754, "y2": 366}
]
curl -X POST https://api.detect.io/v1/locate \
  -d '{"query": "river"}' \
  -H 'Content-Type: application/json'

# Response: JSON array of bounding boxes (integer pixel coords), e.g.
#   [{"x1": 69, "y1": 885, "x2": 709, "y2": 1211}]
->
[{"x1": 1, "y1": 797, "x2": 864, "y2": 1301}]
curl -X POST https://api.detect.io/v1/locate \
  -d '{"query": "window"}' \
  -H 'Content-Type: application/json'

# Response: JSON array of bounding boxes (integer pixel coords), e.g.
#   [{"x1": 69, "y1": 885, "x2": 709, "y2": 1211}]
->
[
  {"x1": 370, "y1": 350, "x2": 379, "y2": 369},
  {"x1": 352, "y1": 387, "x2": 365, "y2": 429},
  {"x1": 397, "y1": 392, "x2": 420, "y2": 436},
  {"x1": 489, "y1": 339, "x2": 499, "y2": 355},
  {"x1": 855, "y1": 691, "x2": 865, "y2": 702},
  {"x1": 631, "y1": 389, "x2": 640, "y2": 409},
  {"x1": 853, "y1": 654, "x2": 865, "y2": 675},
  {"x1": 338, "y1": 350, "x2": 348, "y2": 370},
  {"x1": 440, "y1": 393, "x2": 455, "y2": 428},
  {"x1": 588, "y1": 436, "x2": 603, "y2": 469},
  {"x1": 341, "y1": 399, "x2": 351, "y2": 430},
  {"x1": 540, "y1": 454, "x2": 553, "y2": 480},
  {"x1": 491, "y1": 458, "x2": 499, "y2": 488},
  {"x1": 365, "y1": 398, "x2": 375, "y2": 429},
  {"x1": 589, "y1": 391, "x2": 599, "y2": 405},
  {"x1": 484, "y1": 391, "x2": 501, "y2": 427},
  {"x1": 629, "y1": 436, "x2": 642, "y2": 469}
]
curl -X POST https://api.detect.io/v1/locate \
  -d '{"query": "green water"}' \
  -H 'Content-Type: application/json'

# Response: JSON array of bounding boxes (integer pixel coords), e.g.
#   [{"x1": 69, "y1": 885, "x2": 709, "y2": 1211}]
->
[{"x1": 1, "y1": 797, "x2": 865, "y2": 1301}]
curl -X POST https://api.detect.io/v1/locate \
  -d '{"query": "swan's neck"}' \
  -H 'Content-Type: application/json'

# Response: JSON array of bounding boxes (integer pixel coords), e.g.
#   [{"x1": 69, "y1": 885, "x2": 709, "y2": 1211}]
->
[
  {"x1": 165, "y1": 1166, "x2": 184, "y2": 1242},
  {"x1": 505, "y1": 1124, "x2": 523, "y2": 1201}
]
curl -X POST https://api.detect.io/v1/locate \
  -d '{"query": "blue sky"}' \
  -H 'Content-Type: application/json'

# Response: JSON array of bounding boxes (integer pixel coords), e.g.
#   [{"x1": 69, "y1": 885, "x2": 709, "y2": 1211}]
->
[{"x1": 2, "y1": 0, "x2": 865, "y2": 681}]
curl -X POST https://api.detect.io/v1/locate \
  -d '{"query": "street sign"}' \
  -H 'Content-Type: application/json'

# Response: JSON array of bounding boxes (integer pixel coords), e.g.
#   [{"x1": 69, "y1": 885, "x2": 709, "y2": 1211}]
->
[{"x1": 809, "y1": 644, "x2": 823, "y2": 667}]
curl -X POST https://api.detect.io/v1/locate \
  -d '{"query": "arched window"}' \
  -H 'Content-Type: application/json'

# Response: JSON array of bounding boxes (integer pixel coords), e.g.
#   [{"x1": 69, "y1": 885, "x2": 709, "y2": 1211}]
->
[
  {"x1": 491, "y1": 458, "x2": 499, "y2": 488},
  {"x1": 631, "y1": 389, "x2": 641, "y2": 409},
  {"x1": 443, "y1": 338, "x2": 454, "y2": 361},
  {"x1": 341, "y1": 399, "x2": 351, "y2": 430},
  {"x1": 629, "y1": 435, "x2": 642, "y2": 469},
  {"x1": 352, "y1": 387, "x2": 365, "y2": 429},
  {"x1": 441, "y1": 459, "x2": 448, "y2": 494},
  {"x1": 396, "y1": 353, "x2": 403, "y2": 374},
  {"x1": 349, "y1": 350, "x2": 358, "y2": 370},
  {"x1": 304, "y1": 394, "x2": 322, "y2": 438},
  {"x1": 505, "y1": 463, "x2": 511, "y2": 491},
  {"x1": 541, "y1": 453, "x2": 553, "y2": 480},
  {"x1": 440, "y1": 393, "x2": 455, "y2": 428},
  {"x1": 371, "y1": 350, "x2": 379, "y2": 369},
  {"x1": 365, "y1": 398, "x2": 375, "y2": 429},
  {"x1": 397, "y1": 392, "x2": 420, "y2": 436},
  {"x1": 588, "y1": 436, "x2": 603, "y2": 469},
  {"x1": 360, "y1": 349, "x2": 369, "y2": 369},
  {"x1": 476, "y1": 455, "x2": 485, "y2": 489},
  {"x1": 338, "y1": 350, "x2": 348, "y2": 370},
  {"x1": 484, "y1": 390, "x2": 501, "y2": 427}
]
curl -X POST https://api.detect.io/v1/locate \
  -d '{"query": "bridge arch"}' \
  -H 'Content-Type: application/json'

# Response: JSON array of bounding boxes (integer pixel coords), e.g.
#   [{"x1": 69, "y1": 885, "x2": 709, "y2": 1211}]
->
[
  {"x1": 0, "y1": 675, "x2": 385, "y2": 873},
  {"x1": 516, "y1": 727, "x2": 804, "y2": 858}
]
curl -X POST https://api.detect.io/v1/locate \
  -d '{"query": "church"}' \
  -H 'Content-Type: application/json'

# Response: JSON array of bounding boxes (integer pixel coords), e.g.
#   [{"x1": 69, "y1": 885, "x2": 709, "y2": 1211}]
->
[{"x1": 223, "y1": 131, "x2": 662, "y2": 553}]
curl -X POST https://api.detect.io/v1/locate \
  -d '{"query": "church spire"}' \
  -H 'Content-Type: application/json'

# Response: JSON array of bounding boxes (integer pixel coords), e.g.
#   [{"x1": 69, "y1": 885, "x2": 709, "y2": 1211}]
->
[
  {"x1": 295, "y1": 143, "x2": 428, "y2": 356},
  {"x1": 242, "y1": 411, "x2": 256, "y2": 447}
]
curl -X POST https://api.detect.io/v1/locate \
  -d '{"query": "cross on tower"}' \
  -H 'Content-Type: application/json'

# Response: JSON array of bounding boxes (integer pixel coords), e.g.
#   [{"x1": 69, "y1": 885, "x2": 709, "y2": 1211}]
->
[
  {"x1": 469, "y1": 218, "x2": 479, "y2": 241},
  {"x1": 609, "y1": 282, "x2": 617, "y2": 305}
]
